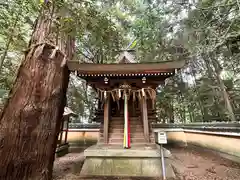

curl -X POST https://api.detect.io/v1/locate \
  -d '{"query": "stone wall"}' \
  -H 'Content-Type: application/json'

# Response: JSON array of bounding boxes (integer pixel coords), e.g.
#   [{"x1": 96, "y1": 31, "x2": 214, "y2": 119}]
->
[
  {"x1": 184, "y1": 132, "x2": 240, "y2": 162},
  {"x1": 65, "y1": 124, "x2": 240, "y2": 163},
  {"x1": 63, "y1": 130, "x2": 99, "y2": 152},
  {"x1": 153, "y1": 124, "x2": 240, "y2": 162},
  {"x1": 66, "y1": 131, "x2": 98, "y2": 144},
  {"x1": 165, "y1": 130, "x2": 187, "y2": 147},
  {"x1": 165, "y1": 130, "x2": 240, "y2": 157}
]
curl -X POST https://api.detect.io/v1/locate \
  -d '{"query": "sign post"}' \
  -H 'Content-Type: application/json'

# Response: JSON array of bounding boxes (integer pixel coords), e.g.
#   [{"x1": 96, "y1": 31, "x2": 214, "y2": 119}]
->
[{"x1": 156, "y1": 131, "x2": 167, "y2": 180}]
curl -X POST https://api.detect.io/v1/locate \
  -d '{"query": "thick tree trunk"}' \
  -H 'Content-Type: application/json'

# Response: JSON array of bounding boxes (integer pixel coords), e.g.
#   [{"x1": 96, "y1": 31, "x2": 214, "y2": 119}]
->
[{"x1": 0, "y1": 2, "x2": 75, "y2": 180}]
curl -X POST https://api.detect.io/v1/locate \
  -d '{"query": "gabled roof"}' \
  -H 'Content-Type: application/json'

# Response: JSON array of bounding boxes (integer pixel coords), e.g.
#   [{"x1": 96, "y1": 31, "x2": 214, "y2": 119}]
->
[
  {"x1": 67, "y1": 60, "x2": 185, "y2": 77},
  {"x1": 63, "y1": 107, "x2": 77, "y2": 117},
  {"x1": 115, "y1": 50, "x2": 136, "y2": 63}
]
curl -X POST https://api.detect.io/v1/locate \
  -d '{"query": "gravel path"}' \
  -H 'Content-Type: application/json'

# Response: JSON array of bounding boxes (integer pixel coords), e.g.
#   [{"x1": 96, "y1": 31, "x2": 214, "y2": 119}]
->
[{"x1": 53, "y1": 146, "x2": 240, "y2": 180}]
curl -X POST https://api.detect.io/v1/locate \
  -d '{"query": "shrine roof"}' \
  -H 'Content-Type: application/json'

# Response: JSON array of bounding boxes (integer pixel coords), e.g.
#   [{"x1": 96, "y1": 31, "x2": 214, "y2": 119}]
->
[
  {"x1": 63, "y1": 107, "x2": 77, "y2": 117},
  {"x1": 67, "y1": 60, "x2": 185, "y2": 77}
]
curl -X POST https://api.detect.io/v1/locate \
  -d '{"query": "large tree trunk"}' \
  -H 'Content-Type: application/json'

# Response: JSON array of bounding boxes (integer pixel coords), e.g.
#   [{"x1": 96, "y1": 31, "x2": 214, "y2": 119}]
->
[{"x1": 0, "y1": 2, "x2": 75, "y2": 180}]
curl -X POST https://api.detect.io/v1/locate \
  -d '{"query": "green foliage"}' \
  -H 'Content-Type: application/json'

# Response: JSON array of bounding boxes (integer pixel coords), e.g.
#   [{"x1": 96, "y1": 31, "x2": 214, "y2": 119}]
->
[{"x1": 1, "y1": 0, "x2": 240, "y2": 122}]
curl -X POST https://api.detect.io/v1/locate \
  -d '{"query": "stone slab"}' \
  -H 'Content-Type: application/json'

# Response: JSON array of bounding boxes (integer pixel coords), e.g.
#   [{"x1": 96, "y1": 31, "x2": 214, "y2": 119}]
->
[
  {"x1": 55, "y1": 143, "x2": 69, "y2": 157},
  {"x1": 80, "y1": 145, "x2": 175, "y2": 178},
  {"x1": 84, "y1": 144, "x2": 171, "y2": 158},
  {"x1": 80, "y1": 157, "x2": 175, "y2": 178}
]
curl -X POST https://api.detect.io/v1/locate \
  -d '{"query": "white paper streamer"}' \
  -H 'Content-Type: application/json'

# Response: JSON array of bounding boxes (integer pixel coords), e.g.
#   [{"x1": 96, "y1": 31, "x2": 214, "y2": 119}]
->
[
  {"x1": 119, "y1": 89, "x2": 121, "y2": 98},
  {"x1": 104, "y1": 91, "x2": 107, "y2": 99},
  {"x1": 142, "y1": 88, "x2": 145, "y2": 97}
]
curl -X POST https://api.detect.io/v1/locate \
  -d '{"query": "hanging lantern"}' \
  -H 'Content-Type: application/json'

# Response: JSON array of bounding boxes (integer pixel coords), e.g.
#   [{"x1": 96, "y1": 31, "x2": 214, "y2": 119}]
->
[
  {"x1": 142, "y1": 77, "x2": 146, "y2": 84},
  {"x1": 104, "y1": 77, "x2": 108, "y2": 84}
]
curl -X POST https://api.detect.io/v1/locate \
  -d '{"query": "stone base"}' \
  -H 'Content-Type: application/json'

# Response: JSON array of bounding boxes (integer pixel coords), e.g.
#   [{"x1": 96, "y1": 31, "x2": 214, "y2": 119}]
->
[
  {"x1": 56, "y1": 143, "x2": 69, "y2": 157},
  {"x1": 80, "y1": 144, "x2": 175, "y2": 178}
]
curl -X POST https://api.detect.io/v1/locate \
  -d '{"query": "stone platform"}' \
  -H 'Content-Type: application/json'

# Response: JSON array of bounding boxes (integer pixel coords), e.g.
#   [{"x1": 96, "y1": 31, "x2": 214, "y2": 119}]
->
[
  {"x1": 80, "y1": 144, "x2": 175, "y2": 178},
  {"x1": 55, "y1": 143, "x2": 69, "y2": 157}
]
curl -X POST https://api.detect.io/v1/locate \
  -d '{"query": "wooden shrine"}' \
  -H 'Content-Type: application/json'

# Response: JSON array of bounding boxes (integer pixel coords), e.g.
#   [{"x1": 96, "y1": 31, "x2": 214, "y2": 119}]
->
[
  {"x1": 67, "y1": 50, "x2": 184, "y2": 178},
  {"x1": 67, "y1": 51, "x2": 184, "y2": 148}
]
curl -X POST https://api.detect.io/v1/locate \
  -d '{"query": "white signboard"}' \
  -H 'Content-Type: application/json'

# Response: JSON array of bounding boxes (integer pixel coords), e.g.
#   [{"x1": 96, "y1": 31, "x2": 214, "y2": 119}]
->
[{"x1": 157, "y1": 132, "x2": 167, "y2": 144}]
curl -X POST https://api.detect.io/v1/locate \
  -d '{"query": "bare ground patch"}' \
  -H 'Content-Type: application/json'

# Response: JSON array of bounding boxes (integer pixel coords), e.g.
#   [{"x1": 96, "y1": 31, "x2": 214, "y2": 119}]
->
[
  {"x1": 169, "y1": 145, "x2": 240, "y2": 180},
  {"x1": 53, "y1": 145, "x2": 240, "y2": 180}
]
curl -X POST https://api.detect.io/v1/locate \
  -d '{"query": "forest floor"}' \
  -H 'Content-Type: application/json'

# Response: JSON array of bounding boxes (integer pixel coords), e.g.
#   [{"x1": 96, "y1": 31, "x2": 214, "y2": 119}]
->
[
  {"x1": 53, "y1": 145, "x2": 240, "y2": 180},
  {"x1": 169, "y1": 145, "x2": 240, "y2": 180}
]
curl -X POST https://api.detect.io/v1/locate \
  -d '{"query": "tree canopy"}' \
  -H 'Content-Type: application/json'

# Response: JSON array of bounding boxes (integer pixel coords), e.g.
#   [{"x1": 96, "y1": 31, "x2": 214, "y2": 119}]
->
[{"x1": 1, "y1": 0, "x2": 240, "y2": 123}]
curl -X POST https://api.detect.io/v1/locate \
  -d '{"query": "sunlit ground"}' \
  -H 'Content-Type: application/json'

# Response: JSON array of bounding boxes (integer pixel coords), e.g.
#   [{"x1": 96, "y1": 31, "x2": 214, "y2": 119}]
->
[{"x1": 53, "y1": 145, "x2": 240, "y2": 180}]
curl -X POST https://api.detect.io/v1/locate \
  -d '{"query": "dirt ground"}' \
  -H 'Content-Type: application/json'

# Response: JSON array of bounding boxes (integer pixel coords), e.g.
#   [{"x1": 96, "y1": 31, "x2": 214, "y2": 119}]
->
[
  {"x1": 53, "y1": 146, "x2": 240, "y2": 180},
  {"x1": 169, "y1": 145, "x2": 240, "y2": 180},
  {"x1": 53, "y1": 152, "x2": 85, "y2": 180}
]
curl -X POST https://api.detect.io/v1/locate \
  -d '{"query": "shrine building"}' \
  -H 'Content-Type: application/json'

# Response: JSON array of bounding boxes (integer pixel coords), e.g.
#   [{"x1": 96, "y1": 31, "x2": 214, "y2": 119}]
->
[{"x1": 67, "y1": 50, "x2": 185, "y2": 178}]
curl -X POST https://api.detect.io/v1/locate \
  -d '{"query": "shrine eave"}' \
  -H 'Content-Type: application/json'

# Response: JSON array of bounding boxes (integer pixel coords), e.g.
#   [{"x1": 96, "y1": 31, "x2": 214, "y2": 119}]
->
[{"x1": 67, "y1": 60, "x2": 185, "y2": 77}]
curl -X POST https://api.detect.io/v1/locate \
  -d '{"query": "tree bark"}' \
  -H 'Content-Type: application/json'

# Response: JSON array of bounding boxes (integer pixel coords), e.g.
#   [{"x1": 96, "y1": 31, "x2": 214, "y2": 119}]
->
[{"x1": 0, "y1": 2, "x2": 75, "y2": 180}]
